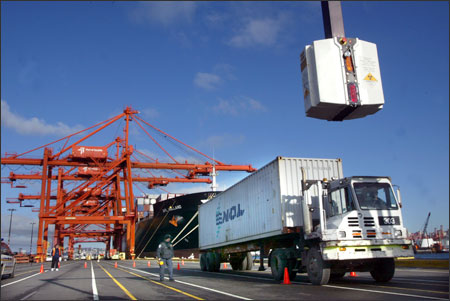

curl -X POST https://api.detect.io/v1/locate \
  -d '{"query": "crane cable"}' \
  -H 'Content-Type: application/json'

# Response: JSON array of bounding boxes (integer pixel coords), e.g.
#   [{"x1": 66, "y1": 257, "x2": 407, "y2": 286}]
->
[
  {"x1": 171, "y1": 211, "x2": 198, "y2": 245},
  {"x1": 173, "y1": 225, "x2": 199, "y2": 247}
]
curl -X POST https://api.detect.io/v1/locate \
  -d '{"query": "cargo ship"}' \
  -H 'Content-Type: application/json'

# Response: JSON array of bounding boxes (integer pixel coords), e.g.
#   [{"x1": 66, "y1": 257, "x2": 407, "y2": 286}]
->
[{"x1": 135, "y1": 191, "x2": 219, "y2": 259}]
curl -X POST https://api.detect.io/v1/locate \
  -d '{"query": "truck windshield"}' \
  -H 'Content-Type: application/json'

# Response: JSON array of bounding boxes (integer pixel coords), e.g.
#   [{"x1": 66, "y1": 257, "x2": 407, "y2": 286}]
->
[{"x1": 353, "y1": 183, "x2": 398, "y2": 210}]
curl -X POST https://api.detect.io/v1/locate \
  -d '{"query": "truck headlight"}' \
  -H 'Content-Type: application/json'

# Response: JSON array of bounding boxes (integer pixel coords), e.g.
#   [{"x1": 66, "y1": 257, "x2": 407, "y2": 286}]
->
[
  {"x1": 394, "y1": 230, "x2": 402, "y2": 238},
  {"x1": 339, "y1": 231, "x2": 346, "y2": 238}
]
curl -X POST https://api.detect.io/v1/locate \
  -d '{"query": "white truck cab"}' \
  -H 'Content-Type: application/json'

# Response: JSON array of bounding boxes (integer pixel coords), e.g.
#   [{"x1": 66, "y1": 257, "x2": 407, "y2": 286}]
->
[{"x1": 302, "y1": 176, "x2": 413, "y2": 284}]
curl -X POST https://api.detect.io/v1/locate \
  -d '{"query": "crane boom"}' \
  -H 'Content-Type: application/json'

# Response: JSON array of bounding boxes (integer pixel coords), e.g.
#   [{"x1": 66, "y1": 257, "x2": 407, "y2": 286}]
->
[{"x1": 422, "y1": 212, "x2": 431, "y2": 238}]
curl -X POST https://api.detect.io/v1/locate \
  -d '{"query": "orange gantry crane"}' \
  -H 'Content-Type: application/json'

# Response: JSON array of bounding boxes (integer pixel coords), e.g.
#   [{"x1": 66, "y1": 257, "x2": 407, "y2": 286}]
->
[{"x1": 1, "y1": 107, "x2": 255, "y2": 261}]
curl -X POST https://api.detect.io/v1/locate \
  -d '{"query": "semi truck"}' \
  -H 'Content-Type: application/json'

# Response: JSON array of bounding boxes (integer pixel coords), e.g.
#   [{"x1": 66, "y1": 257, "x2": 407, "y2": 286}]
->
[{"x1": 198, "y1": 157, "x2": 414, "y2": 285}]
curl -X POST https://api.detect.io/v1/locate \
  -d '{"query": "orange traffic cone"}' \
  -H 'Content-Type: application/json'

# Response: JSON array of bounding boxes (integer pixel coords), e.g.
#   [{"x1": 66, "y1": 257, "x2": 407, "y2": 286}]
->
[
  {"x1": 133, "y1": 261, "x2": 136, "y2": 267},
  {"x1": 40, "y1": 264, "x2": 44, "y2": 273},
  {"x1": 223, "y1": 262, "x2": 228, "y2": 269},
  {"x1": 147, "y1": 261, "x2": 151, "y2": 267},
  {"x1": 283, "y1": 267, "x2": 291, "y2": 284},
  {"x1": 350, "y1": 271, "x2": 358, "y2": 277},
  {"x1": 177, "y1": 262, "x2": 181, "y2": 270},
  {"x1": 84, "y1": 262, "x2": 87, "y2": 269},
  {"x1": 114, "y1": 262, "x2": 118, "y2": 268},
  {"x1": 181, "y1": 259, "x2": 185, "y2": 266}
]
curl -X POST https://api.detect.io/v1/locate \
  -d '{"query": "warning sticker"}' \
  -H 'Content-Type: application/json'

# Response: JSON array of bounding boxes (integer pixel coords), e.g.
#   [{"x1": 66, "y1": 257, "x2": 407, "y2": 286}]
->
[{"x1": 364, "y1": 73, "x2": 377, "y2": 81}]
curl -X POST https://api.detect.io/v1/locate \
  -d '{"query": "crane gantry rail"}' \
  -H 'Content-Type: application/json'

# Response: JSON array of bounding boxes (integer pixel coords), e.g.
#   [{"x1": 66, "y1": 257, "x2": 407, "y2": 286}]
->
[{"x1": 1, "y1": 107, "x2": 256, "y2": 261}]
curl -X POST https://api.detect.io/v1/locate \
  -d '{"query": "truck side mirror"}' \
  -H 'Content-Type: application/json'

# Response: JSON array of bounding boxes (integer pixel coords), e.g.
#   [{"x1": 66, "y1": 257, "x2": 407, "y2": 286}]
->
[{"x1": 395, "y1": 186, "x2": 402, "y2": 208}]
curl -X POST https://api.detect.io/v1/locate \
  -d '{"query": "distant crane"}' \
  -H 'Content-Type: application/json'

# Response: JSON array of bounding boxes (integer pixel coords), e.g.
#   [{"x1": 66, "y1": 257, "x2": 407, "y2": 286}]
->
[{"x1": 421, "y1": 212, "x2": 431, "y2": 248}]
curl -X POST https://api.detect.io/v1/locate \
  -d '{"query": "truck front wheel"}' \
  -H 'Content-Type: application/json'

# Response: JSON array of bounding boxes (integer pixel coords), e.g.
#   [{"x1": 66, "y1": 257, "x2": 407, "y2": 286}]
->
[
  {"x1": 370, "y1": 258, "x2": 395, "y2": 282},
  {"x1": 306, "y1": 247, "x2": 330, "y2": 285}
]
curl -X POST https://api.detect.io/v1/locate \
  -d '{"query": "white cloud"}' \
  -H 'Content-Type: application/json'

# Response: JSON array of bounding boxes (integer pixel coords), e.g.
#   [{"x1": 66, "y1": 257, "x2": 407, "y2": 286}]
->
[
  {"x1": 129, "y1": 2, "x2": 197, "y2": 26},
  {"x1": 194, "y1": 72, "x2": 222, "y2": 90},
  {"x1": 229, "y1": 15, "x2": 288, "y2": 48},
  {"x1": 212, "y1": 96, "x2": 267, "y2": 116},
  {"x1": 1, "y1": 100, "x2": 83, "y2": 136}
]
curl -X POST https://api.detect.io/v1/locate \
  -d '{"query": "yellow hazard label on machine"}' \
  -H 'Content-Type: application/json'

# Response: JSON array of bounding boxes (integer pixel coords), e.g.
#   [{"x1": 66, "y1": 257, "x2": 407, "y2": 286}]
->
[{"x1": 364, "y1": 73, "x2": 377, "y2": 81}]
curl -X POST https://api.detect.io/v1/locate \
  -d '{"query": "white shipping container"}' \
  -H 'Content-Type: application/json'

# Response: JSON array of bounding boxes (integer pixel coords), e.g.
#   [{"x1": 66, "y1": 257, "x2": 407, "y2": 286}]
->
[{"x1": 199, "y1": 157, "x2": 343, "y2": 250}]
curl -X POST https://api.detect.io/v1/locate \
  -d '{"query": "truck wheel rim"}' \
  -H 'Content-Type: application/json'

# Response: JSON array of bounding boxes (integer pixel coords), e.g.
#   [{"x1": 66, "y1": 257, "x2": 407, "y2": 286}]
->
[{"x1": 309, "y1": 254, "x2": 320, "y2": 278}]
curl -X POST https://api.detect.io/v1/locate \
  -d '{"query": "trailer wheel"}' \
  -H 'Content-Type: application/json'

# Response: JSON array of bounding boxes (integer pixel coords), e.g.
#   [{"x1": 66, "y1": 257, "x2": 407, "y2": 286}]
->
[
  {"x1": 200, "y1": 254, "x2": 207, "y2": 271},
  {"x1": 370, "y1": 258, "x2": 395, "y2": 282},
  {"x1": 206, "y1": 252, "x2": 220, "y2": 272},
  {"x1": 270, "y1": 251, "x2": 286, "y2": 281},
  {"x1": 244, "y1": 252, "x2": 253, "y2": 270},
  {"x1": 306, "y1": 247, "x2": 330, "y2": 285}
]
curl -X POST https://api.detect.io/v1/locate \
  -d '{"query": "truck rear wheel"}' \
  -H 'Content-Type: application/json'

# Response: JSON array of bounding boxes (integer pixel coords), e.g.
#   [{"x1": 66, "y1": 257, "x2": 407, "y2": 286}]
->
[
  {"x1": 206, "y1": 252, "x2": 221, "y2": 272},
  {"x1": 370, "y1": 258, "x2": 395, "y2": 282},
  {"x1": 270, "y1": 251, "x2": 286, "y2": 281},
  {"x1": 200, "y1": 254, "x2": 207, "y2": 271},
  {"x1": 306, "y1": 247, "x2": 330, "y2": 285},
  {"x1": 244, "y1": 252, "x2": 253, "y2": 270}
]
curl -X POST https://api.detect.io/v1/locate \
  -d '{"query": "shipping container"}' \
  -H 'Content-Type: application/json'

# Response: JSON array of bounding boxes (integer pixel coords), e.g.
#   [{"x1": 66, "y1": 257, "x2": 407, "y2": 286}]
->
[
  {"x1": 84, "y1": 199, "x2": 99, "y2": 206},
  {"x1": 199, "y1": 156, "x2": 343, "y2": 250},
  {"x1": 78, "y1": 167, "x2": 102, "y2": 176},
  {"x1": 72, "y1": 146, "x2": 108, "y2": 159}
]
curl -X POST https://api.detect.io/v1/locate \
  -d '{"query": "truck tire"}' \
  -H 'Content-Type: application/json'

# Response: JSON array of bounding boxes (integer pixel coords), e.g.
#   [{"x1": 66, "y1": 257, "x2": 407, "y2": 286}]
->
[
  {"x1": 270, "y1": 251, "x2": 287, "y2": 281},
  {"x1": 306, "y1": 247, "x2": 330, "y2": 285},
  {"x1": 370, "y1": 258, "x2": 395, "y2": 282},
  {"x1": 200, "y1": 254, "x2": 207, "y2": 271},
  {"x1": 206, "y1": 252, "x2": 220, "y2": 272},
  {"x1": 213, "y1": 253, "x2": 221, "y2": 272},
  {"x1": 244, "y1": 252, "x2": 253, "y2": 270}
]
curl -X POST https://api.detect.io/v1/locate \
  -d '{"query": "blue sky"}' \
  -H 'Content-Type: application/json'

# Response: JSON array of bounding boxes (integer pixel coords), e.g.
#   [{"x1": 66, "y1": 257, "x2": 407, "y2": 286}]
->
[{"x1": 1, "y1": 1, "x2": 448, "y2": 252}]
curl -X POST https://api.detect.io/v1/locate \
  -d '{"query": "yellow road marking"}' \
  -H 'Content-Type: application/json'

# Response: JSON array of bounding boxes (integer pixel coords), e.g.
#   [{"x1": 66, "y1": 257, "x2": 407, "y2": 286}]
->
[
  {"x1": 112, "y1": 264, "x2": 204, "y2": 300},
  {"x1": 97, "y1": 263, "x2": 137, "y2": 300}
]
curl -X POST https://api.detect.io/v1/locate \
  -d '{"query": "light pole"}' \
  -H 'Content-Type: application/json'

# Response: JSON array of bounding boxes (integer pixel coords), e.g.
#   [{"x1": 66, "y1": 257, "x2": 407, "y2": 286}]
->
[
  {"x1": 30, "y1": 222, "x2": 36, "y2": 261},
  {"x1": 7, "y1": 208, "x2": 17, "y2": 246}
]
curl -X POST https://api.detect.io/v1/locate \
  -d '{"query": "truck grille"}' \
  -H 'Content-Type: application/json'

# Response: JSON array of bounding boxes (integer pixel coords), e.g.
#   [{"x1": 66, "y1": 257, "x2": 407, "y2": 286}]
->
[
  {"x1": 348, "y1": 217, "x2": 359, "y2": 227},
  {"x1": 364, "y1": 217, "x2": 375, "y2": 227},
  {"x1": 352, "y1": 230, "x2": 362, "y2": 238},
  {"x1": 366, "y1": 230, "x2": 377, "y2": 238}
]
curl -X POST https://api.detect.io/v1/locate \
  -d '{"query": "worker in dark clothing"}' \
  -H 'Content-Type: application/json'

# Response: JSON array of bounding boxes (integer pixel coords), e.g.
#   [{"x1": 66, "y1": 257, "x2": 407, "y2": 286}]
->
[
  {"x1": 51, "y1": 243, "x2": 61, "y2": 271},
  {"x1": 156, "y1": 234, "x2": 174, "y2": 281}
]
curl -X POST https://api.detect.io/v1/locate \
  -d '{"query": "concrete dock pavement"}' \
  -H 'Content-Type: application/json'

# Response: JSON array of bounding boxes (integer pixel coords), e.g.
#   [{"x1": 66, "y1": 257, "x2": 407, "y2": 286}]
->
[{"x1": 1, "y1": 260, "x2": 448, "y2": 300}]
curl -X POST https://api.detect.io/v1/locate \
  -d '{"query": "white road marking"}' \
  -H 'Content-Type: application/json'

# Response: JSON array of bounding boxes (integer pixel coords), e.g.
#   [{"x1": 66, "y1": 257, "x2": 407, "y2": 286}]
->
[
  {"x1": 323, "y1": 284, "x2": 448, "y2": 300},
  {"x1": 90, "y1": 261, "x2": 99, "y2": 301},
  {"x1": 113, "y1": 263, "x2": 252, "y2": 300},
  {"x1": 20, "y1": 290, "x2": 37, "y2": 300}
]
